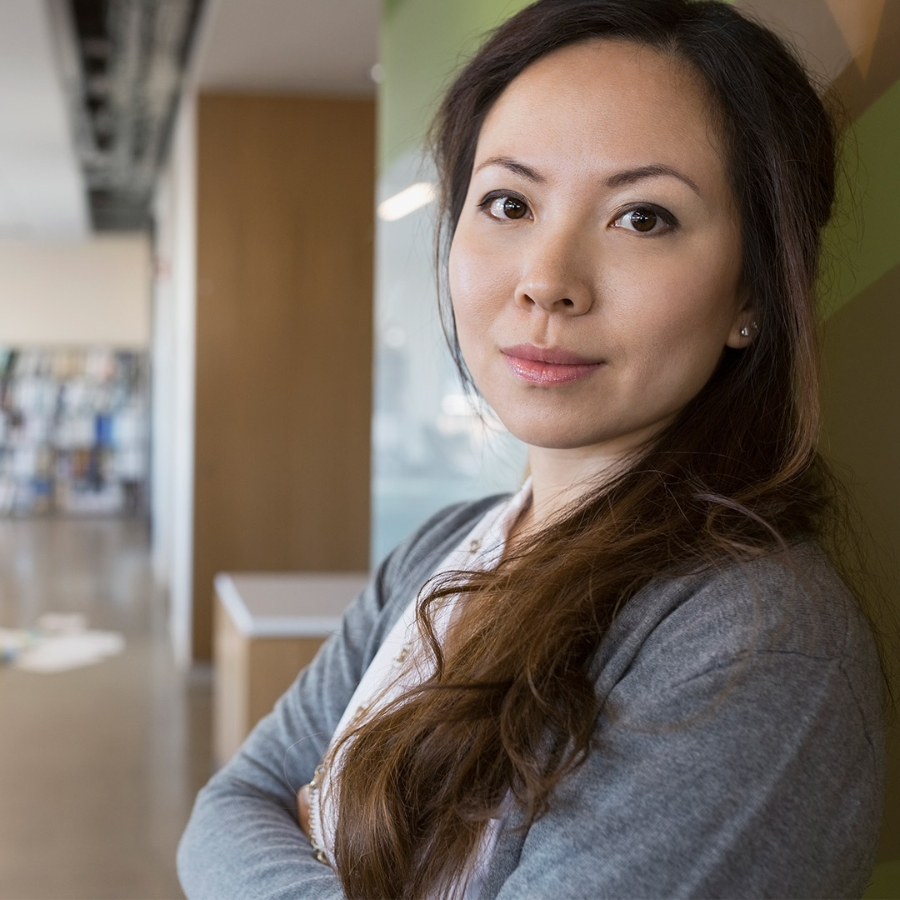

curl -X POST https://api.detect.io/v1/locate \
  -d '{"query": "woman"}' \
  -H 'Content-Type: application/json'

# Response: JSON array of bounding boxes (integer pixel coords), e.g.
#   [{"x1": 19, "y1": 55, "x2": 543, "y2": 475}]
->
[{"x1": 178, "y1": 1, "x2": 886, "y2": 897}]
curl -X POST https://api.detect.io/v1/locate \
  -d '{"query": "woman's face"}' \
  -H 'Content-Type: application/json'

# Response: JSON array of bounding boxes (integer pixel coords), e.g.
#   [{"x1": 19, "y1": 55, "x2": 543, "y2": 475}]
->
[{"x1": 448, "y1": 39, "x2": 752, "y2": 465}]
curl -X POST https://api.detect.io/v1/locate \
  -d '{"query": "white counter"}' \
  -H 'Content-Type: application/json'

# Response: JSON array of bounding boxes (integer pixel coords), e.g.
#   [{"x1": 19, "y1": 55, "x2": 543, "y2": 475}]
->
[{"x1": 213, "y1": 571, "x2": 370, "y2": 639}]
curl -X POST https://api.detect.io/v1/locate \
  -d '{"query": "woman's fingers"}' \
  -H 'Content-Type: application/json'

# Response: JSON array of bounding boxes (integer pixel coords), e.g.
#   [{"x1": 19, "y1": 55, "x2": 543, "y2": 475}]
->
[{"x1": 297, "y1": 784, "x2": 311, "y2": 839}]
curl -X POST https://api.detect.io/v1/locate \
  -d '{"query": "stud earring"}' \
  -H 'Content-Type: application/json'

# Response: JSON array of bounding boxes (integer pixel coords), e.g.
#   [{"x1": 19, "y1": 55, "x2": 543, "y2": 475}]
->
[{"x1": 740, "y1": 326, "x2": 751, "y2": 337}]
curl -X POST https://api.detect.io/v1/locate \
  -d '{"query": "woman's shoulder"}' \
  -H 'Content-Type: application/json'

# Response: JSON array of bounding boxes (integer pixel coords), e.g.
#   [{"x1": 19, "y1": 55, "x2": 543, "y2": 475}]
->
[
  {"x1": 691, "y1": 543, "x2": 868, "y2": 658},
  {"x1": 531, "y1": 545, "x2": 886, "y2": 900},
  {"x1": 616, "y1": 542, "x2": 870, "y2": 657},
  {"x1": 595, "y1": 541, "x2": 885, "y2": 732}
]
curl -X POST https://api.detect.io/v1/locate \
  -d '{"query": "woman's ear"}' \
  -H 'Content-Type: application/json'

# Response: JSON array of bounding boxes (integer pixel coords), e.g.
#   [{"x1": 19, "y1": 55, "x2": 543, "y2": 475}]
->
[
  {"x1": 726, "y1": 290, "x2": 757, "y2": 349},
  {"x1": 726, "y1": 314, "x2": 758, "y2": 349}
]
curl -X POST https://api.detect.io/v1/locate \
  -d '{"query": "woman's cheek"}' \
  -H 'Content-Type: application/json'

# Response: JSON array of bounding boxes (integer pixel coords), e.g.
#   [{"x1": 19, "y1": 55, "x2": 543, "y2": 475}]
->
[{"x1": 452, "y1": 223, "x2": 518, "y2": 287}]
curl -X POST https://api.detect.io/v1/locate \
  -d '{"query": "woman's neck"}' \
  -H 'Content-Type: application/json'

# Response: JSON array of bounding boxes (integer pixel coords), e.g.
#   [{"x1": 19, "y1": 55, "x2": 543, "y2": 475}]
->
[
  {"x1": 522, "y1": 416, "x2": 671, "y2": 533},
  {"x1": 524, "y1": 446, "x2": 628, "y2": 534}
]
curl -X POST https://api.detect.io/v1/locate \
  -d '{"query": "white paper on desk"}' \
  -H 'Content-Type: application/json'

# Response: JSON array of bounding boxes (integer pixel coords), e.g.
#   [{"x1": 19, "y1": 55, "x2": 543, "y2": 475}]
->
[
  {"x1": 37, "y1": 613, "x2": 88, "y2": 634},
  {"x1": 0, "y1": 627, "x2": 32, "y2": 655},
  {"x1": 14, "y1": 631, "x2": 125, "y2": 673}
]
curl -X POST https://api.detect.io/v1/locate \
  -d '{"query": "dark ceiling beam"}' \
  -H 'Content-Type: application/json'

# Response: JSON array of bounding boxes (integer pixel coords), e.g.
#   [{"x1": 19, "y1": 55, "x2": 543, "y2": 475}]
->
[{"x1": 50, "y1": 0, "x2": 205, "y2": 232}]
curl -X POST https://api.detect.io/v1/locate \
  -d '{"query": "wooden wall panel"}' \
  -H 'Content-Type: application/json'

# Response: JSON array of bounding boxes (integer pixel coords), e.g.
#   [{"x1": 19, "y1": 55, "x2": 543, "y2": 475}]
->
[{"x1": 193, "y1": 94, "x2": 375, "y2": 660}]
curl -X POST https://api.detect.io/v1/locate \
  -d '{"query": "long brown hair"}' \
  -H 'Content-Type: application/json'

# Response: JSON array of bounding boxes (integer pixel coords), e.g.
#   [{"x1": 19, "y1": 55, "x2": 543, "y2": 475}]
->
[{"x1": 333, "y1": 2, "x2": 841, "y2": 897}]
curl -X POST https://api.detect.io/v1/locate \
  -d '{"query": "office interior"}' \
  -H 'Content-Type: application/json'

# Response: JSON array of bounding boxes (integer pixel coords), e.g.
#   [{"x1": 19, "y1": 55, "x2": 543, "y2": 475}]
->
[{"x1": 0, "y1": 0, "x2": 897, "y2": 897}]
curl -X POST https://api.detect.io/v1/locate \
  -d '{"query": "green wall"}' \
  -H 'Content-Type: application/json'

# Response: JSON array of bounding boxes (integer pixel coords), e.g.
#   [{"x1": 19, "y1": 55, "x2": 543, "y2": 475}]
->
[
  {"x1": 379, "y1": 0, "x2": 530, "y2": 167},
  {"x1": 823, "y1": 76, "x2": 900, "y2": 317}
]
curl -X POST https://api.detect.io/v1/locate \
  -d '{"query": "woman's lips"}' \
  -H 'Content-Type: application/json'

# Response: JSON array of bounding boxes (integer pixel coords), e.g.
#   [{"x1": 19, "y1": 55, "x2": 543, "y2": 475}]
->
[{"x1": 501, "y1": 344, "x2": 604, "y2": 386}]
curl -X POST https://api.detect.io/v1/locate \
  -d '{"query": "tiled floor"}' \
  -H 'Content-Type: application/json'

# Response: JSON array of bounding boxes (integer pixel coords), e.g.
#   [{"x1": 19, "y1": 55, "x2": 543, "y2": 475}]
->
[{"x1": 0, "y1": 517, "x2": 212, "y2": 900}]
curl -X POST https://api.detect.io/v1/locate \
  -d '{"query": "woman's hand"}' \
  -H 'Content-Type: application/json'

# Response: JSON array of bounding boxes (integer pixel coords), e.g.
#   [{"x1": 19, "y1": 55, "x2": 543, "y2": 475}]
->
[{"x1": 297, "y1": 784, "x2": 312, "y2": 840}]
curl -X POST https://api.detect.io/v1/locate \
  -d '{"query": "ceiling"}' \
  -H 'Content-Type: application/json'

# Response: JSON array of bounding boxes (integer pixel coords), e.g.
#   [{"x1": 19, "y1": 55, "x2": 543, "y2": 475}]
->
[
  {"x1": 0, "y1": 0, "x2": 379, "y2": 240},
  {"x1": 60, "y1": 0, "x2": 205, "y2": 231},
  {"x1": 15, "y1": 0, "x2": 881, "y2": 238},
  {"x1": 0, "y1": 1, "x2": 89, "y2": 240},
  {"x1": 197, "y1": 0, "x2": 379, "y2": 95}
]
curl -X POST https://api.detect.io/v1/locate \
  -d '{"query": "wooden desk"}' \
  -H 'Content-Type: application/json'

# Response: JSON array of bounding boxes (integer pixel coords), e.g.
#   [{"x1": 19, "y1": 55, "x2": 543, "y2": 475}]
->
[{"x1": 212, "y1": 571, "x2": 369, "y2": 768}]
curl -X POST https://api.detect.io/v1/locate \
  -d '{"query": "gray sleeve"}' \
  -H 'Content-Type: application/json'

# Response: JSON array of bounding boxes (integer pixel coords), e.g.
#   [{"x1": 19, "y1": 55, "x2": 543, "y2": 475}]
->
[
  {"x1": 485, "y1": 573, "x2": 884, "y2": 900},
  {"x1": 176, "y1": 560, "x2": 391, "y2": 900},
  {"x1": 177, "y1": 497, "x2": 503, "y2": 900}
]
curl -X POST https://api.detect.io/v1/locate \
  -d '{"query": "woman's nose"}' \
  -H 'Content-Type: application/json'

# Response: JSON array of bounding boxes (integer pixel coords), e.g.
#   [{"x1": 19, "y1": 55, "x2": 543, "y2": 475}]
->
[{"x1": 513, "y1": 233, "x2": 594, "y2": 316}]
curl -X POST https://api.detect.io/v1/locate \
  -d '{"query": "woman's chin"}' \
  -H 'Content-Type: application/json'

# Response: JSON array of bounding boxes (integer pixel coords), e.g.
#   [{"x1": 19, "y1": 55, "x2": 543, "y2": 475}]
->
[
  {"x1": 500, "y1": 411, "x2": 671, "y2": 461},
  {"x1": 501, "y1": 418, "x2": 617, "y2": 453}
]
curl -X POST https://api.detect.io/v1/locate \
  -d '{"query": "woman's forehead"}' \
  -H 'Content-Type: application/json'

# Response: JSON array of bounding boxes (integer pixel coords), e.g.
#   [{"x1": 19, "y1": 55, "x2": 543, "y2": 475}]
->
[{"x1": 475, "y1": 39, "x2": 729, "y2": 191}]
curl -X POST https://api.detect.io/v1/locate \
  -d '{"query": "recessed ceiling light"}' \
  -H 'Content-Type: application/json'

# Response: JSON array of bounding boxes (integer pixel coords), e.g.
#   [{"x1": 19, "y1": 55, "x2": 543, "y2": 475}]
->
[{"x1": 377, "y1": 182, "x2": 436, "y2": 222}]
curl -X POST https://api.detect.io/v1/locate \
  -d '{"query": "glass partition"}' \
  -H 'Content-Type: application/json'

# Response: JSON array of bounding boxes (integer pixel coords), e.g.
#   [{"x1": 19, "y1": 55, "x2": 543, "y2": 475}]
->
[{"x1": 371, "y1": 152, "x2": 527, "y2": 564}]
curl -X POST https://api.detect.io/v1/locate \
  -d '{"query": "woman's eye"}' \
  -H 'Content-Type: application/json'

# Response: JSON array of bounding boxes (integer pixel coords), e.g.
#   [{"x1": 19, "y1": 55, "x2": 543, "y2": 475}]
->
[
  {"x1": 614, "y1": 206, "x2": 674, "y2": 234},
  {"x1": 483, "y1": 195, "x2": 530, "y2": 220}
]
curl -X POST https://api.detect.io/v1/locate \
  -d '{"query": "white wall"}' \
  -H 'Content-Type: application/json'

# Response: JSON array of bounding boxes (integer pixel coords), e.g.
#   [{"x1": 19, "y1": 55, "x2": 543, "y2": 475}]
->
[
  {"x1": 151, "y1": 172, "x2": 176, "y2": 587},
  {"x1": 151, "y1": 91, "x2": 197, "y2": 669},
  {"x1": 149, "y1": 0, "x2": 225, "y2": 667},
  {"x1": 0, "y1": 235, "x2": 151, "y2": 346}
]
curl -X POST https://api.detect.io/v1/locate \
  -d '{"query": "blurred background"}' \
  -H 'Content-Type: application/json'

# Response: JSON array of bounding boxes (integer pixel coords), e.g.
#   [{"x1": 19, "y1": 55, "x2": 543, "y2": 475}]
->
[{"x1": 0, "y1": 0, "x2": 896, "y2": 897}]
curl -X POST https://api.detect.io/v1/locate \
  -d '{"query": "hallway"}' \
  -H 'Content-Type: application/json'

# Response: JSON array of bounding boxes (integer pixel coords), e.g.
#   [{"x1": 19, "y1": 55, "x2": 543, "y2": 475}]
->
[{"x1": 0, "y1": 517, "x2": 211, "y2": 899}]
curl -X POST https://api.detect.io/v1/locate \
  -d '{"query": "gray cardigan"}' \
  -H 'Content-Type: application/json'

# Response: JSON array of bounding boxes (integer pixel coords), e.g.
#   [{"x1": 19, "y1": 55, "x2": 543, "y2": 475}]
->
[{"x1": 178, "y1": 496, "x2": 885, "y2": 899}]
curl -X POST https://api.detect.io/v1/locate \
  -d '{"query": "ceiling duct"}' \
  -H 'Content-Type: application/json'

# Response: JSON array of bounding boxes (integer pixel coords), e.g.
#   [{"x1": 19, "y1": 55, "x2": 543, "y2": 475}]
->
[{"x1": 50, "y1": 0, "x2": 204, "y2": 231}]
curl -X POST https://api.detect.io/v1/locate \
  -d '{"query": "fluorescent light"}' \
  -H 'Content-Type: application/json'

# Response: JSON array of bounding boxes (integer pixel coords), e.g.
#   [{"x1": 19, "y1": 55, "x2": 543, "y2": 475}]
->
[{"x1": 377, "y1": 182, "x2": 436, "y2": 222}]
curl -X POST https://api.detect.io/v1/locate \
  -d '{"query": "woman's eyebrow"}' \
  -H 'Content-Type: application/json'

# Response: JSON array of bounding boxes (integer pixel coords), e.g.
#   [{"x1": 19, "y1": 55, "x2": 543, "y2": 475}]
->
[
  {"x1": 473, "y1": 157, "x2": 701, "y2": 197},
  {"x1": 473, "y1": 156, "x2": 545, "y2": 182},
  {"x1": 605, "y1": 164, "x2": 701, "y2": 196}
]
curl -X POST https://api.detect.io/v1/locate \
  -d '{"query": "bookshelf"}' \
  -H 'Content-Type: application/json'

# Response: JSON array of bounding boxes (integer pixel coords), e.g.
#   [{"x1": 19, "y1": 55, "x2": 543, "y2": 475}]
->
[{"x1": 0, "y1": 347, "x2": 148, "y2": 516}]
